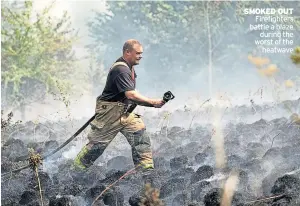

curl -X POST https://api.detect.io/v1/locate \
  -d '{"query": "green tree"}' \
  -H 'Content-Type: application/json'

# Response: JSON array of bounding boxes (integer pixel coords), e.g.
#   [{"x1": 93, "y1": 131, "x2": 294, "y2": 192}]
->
[
  {"x1": 87, "y1": 1, "x2": 299, "y2": 95},
  {"x1": 86, "y1": 50, "x2": 107, "y2": 96},
  {"x1": 87, "y1": 1, "x2": 194, "y2": 91},
  {"x1": 87, "y1": 1, "x2": 248, "y2": 92},
  {"x1": 1, "y1": 1, "x2": 79, "y2": 118},
  {"x1": 291, "y1": 46, "x2": 300, "y2": 65}
]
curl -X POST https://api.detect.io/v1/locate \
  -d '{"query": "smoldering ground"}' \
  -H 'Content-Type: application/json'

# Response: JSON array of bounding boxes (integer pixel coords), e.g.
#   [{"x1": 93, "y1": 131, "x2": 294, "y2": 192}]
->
[{"x1": 1, "y1": 97, "x2": 300, "y2": 206}]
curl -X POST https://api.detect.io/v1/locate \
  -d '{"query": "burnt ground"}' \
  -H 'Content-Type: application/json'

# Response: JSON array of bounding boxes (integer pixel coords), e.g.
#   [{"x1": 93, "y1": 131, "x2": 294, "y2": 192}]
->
[{"x1": 1, "y1": 98, "x2": 300, "y2": 206}]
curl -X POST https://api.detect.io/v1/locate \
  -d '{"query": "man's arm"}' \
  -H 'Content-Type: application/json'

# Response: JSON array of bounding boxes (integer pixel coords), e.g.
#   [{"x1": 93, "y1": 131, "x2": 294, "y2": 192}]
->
[
  {"x1": 125, "y1": 90, "x2": 154, "y2": 107},
  {"x1": 114, "y1": 70, "x2": 165, "y2": 107},
  {"x1": 125, "y1": 90, "x2": 165, "y2": 108}
]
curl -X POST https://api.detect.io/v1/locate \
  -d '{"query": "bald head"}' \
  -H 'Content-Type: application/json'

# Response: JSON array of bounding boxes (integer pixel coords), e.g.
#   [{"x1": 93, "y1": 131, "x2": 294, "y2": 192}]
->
[
  {"x1": 122, "y1": 39, "x2": 142, "y2": 53},
  {"x1": 122, "y1": 39, "x2": 143, "y2": 66}
]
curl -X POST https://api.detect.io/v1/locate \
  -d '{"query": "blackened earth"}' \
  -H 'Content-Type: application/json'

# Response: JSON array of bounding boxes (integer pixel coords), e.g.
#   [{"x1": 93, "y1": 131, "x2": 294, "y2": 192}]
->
[{"x1": 1, "y1": 99, "x2": 300, "y2": 206}]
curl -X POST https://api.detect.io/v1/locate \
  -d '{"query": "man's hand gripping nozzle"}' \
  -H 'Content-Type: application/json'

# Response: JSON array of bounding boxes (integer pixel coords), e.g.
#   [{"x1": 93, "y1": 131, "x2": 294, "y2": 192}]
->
[
  {"x1": 163, "y1": 91, "x2": 175, "y2": 103},
  {"x1": 125, "y1": 91, "x2": 175, "y2": 113}
]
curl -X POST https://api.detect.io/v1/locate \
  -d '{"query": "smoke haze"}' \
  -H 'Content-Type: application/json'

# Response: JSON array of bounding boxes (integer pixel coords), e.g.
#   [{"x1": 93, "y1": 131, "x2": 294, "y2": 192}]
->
[{"x1": 3, "y1": 1, "x2": 298, "y2": 124}]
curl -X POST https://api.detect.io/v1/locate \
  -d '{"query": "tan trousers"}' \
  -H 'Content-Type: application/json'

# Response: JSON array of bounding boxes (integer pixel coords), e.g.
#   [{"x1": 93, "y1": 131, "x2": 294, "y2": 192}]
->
[{"x1": 73, "y1": 100, "x2": 154, "y2": 170}]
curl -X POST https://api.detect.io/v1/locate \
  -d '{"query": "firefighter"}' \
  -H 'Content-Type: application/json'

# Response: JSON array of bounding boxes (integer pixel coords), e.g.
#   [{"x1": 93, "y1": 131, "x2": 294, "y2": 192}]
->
[{"x1": 73, "y1": 39, "x2": 165, "y2": 173}]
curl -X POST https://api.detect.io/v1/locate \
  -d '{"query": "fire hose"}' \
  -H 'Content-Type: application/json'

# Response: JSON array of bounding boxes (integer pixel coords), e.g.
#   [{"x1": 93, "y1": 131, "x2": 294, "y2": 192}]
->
[{"x1": 1, "y1": 91, "x2": 175, "y2": 177}]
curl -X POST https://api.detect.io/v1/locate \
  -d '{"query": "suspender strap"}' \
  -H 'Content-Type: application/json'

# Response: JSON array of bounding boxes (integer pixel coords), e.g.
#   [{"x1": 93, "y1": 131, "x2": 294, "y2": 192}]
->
[
  {"x1": 110, "y1": 62, "x2": 135, "y2": 81},
  {"x1": 110, "y1": 62, "x2": 128, "y2": 70}
]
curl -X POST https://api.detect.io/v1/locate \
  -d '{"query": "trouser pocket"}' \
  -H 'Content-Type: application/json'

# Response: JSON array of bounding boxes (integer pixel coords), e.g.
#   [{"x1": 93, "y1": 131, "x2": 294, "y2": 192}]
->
[{"x1": 90, "y1": 101, "x2": 124, "y2": 129}]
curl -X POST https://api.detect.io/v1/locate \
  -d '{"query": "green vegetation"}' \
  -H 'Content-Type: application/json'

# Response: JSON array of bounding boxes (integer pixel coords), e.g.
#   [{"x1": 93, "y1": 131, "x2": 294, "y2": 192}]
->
[{"x1": 1, "y1": 1, "x2": 78, "y2": 116}]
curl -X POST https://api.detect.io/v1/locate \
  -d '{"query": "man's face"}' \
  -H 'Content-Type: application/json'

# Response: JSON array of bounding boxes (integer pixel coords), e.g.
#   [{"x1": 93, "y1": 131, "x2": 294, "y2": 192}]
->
[{"x1": 126, "y1": 44, "x2": 143, "y2": 66}]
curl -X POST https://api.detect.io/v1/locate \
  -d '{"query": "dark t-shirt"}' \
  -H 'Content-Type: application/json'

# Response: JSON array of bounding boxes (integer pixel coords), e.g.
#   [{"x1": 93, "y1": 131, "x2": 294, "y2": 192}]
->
[{"x1": 97, "y1": 57, "x2": 136, "y2": 104}]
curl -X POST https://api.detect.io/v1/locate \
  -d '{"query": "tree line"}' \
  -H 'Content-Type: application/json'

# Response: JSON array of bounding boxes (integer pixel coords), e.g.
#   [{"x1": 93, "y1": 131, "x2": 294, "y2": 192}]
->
[{"x1": 2, "y1": 0, "x2": 300, "y2": 117}]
